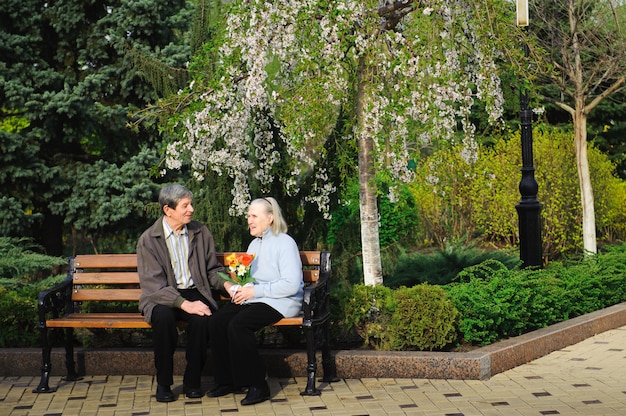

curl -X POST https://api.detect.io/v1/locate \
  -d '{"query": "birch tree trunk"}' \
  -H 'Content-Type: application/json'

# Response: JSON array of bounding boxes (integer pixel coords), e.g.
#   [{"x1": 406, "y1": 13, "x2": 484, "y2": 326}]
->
[
  {"x1": 573, "y1": 105, "x2": 597, "y2": 254},
  {"x1": 570, "y1": 2, "x2": 596, "y2": 255},
  {"x1": 356, "y1": 56, "x2": 383, "y2": 286}
]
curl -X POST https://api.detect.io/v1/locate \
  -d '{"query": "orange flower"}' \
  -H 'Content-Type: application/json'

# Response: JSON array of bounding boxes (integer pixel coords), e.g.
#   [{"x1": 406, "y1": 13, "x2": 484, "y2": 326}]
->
[
  {"x1": 225, "y1": 252, "x2": 238, "y2": 268},
  {"x1": 237, "y1": 253, "x2": 254, "y2": 267},
  {"x1": 220, "y1": 252, "x2": 256, "y2": 286}
]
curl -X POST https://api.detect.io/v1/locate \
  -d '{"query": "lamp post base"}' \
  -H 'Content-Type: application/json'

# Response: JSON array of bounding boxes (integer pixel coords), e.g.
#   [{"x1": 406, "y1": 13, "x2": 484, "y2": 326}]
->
[{"x1": 516, "y1": 201, "x2": 543, "y2": 268}]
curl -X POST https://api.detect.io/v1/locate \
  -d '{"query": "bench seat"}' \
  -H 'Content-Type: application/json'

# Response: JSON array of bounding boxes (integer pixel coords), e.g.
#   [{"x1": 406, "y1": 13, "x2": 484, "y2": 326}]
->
[{"x1": 45, "y1": 313, "x2": 306, "y2": 328}]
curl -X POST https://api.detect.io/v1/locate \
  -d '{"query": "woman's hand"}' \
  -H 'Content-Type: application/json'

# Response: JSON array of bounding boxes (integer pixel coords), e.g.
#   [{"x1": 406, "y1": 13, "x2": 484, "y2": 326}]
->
[{"x1": 232, "y1": 284, "x2": 254, "y2": 304}]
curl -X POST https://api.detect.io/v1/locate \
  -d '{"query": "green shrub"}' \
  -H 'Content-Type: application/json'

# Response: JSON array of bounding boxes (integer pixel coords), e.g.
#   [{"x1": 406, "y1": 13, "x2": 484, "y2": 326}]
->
[
  {"x1": 385, "y1": 285, "x2": 458, "y2": 351},
  {"x1": 386, "y1": 241, "x2": 520, "y2": 287},
  {"x1": 341, "y1": 283, "x2": 459, "y2": 351},
  {"x1": 412, "y1": 126, "x2": 626, "y2": 258},
  {"x1": 0, "y1": 286, "x2": 40, "y2": 347},
  {"x1": 0, "y1": 237, "x2": 67, "y2": 347},
  {"x1": 445, "y1": 244, "x2": 626, "y2": 345},
  {"x1": 444, "y1": 260, "x2": 569, "y2": 345},
  {"x1": 340, "y1": 284, "x2": 395, "y2": 349},
  {"x1": 0, "y1": 237, "x2": 66, "y2": 281},
  {"x1": 410, "y1": 145, "x2": 477, "y2": 248}
]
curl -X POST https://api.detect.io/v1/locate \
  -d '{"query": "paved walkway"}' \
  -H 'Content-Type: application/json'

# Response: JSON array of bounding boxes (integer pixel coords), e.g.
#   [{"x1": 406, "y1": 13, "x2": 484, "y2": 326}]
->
[{"x1": 2, "y1": 325, "x2": 626, "y2": 415}]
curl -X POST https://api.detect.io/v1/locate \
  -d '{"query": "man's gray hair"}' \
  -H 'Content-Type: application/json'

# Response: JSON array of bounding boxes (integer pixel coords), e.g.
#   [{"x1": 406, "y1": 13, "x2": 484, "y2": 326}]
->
[{"x1": 159, "y1": 184, "x2": 193, "y2": 212}]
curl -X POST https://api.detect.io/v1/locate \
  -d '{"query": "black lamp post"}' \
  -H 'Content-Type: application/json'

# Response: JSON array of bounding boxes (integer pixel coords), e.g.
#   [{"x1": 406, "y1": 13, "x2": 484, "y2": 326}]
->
[{"x1": 515, "y1": 0, "x2": 543, "y2": 268}]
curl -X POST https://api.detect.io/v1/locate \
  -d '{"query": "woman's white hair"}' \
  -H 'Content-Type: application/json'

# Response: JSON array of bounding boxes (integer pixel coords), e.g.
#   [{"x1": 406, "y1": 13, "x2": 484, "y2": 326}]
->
[{"x1": 250, "y1": 197, "x2": 287, "y2": 235}]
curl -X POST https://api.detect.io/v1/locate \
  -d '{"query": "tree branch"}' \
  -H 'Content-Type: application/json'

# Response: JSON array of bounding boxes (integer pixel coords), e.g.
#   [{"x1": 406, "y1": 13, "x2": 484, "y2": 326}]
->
[
  {"x1": 585, "y1": 75, "x2": 626, "y2": 114},
  {"x1": 376, "y1": 0, "x2": 418, "y2": 31}
]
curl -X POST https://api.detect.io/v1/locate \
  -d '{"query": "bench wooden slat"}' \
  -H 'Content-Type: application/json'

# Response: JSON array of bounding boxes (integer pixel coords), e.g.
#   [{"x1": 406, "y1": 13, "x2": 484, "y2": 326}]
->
[
  {"x1": 216, "y1": 251, "x2": 320, "y2": 267},
  {"x1": 73, "y1": 272, "x2": 140, "y2": 284},
  {"x1": 72, "y1": 270, "x2": 317, "y2": 284},
  {"x1": 46, "y1": 313, "x2": 150, "y2": 328},
  {"x1": 75, "y1": 253, "x2": 321, "y2": 268},
  {"x1": 71, "y1": 288, "x2": 142, "y2": 301},
  {"x1": 46, "y1": 312, "x2": 301, "y2": 328},
  {"x1": 74, "y1": 254, "x2": 137, "y2": 269},
  {"x1": 273, "y1": 317, "x2": 303, "y2": 326},
  {"x1": 303, "y1": 269, "x2": 318, "y2": 282},
  {"x1": 299, "y1": 251, "x2": 321, "y2": 266}
]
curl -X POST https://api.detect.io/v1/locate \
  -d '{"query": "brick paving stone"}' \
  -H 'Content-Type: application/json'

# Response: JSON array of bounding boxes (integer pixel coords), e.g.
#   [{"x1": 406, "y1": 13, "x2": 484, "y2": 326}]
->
[{"x1": 4, "y1": 326, "x2": 626, "y2": 415}]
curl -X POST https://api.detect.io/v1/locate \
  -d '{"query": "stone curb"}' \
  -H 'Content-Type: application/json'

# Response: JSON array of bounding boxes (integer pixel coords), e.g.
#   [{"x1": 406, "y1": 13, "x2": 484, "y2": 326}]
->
[{"x1": 2, "y1": 302, "x2": 626, "y2": 380}]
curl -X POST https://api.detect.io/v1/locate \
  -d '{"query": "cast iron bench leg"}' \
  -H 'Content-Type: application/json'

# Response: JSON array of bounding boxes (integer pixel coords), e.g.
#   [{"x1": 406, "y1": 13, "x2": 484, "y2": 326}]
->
[
  {"x1": 300, "y1": 324, "x2": 321, "y2": 396},
  {"x1": 33, "y1": 326, "x2": 55, "y2": 393},
  {"x1": 64, "y1": 327, "x2": 82, "y2": 381},
  {"x1": 321, "y1": 320, "x2": 339, "y2": 383}
]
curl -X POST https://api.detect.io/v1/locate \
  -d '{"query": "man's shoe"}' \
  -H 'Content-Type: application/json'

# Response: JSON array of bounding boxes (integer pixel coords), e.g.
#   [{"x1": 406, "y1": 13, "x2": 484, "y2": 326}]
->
[
  {"x1": 155, "y1": 384, "x2": 176, "y2": 402},
  {"x1": 206, "y1": 384, "x2": 234, "y2": 398},
  {"x1": 183, "y1": 385, "x2": 203, "y2": 399},
  {"x1": 240, "y1": 383, "x2": 270, "y2": 406}
]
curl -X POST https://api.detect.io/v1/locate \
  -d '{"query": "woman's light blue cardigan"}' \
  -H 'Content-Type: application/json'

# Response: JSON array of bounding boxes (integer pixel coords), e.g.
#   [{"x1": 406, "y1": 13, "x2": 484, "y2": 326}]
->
[{"x1": 246, "y1": 229, "x2": 304, "y2": 318}]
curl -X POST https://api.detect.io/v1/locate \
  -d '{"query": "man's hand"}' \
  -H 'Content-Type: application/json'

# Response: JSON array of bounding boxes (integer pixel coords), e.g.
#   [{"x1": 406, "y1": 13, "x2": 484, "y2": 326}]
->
[
  {"x1": 224, "y1": 281, "x2": 235, "y2": 293},
  {"x1": 180, "y1": 300, "x2": 212, "y2": 316}
]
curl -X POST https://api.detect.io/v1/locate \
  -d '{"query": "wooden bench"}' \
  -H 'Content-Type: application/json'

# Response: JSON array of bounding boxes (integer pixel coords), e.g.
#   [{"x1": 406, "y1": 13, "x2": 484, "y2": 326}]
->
[{"x1": 33, "y1": 251, "x2": 338, "y2": 395}]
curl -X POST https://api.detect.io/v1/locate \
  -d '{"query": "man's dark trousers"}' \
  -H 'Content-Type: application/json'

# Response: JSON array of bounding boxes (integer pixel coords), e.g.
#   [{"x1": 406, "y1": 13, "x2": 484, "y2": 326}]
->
[{"x1": 151, "y1": 288, "x2": 212, "y2": 388}]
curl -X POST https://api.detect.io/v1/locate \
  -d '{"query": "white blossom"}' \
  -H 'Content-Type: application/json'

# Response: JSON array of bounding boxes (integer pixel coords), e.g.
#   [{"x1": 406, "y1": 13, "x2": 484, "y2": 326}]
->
[{"x1": 164, "y1": 0, "x2": 505, "y2": 218}]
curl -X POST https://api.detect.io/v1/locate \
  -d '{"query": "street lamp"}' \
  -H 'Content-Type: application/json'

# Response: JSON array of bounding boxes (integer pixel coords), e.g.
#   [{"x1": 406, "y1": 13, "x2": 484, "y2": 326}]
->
[{"x1": 515, "y1": 0, "x2": 543, "y2": 268}]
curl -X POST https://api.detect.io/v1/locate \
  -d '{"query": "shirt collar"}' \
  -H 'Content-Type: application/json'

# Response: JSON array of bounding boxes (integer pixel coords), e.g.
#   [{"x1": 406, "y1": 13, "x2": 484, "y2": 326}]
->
[{"x1": 162, "y1": 217, "x2": 188, "y2": 238}]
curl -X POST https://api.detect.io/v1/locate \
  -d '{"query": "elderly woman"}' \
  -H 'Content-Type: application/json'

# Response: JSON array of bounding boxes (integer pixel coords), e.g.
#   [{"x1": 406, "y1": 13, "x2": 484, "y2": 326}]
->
[{"x1": 207, "y1": 197, "x2": 303, "y2": 405}]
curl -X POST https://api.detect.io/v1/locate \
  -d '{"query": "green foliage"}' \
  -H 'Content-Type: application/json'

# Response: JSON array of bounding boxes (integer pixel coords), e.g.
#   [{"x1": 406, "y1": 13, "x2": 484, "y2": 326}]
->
[
  {"x1": 386, "y1": 285, "x2": 458, "y2": 351},
  {"x1": 0, "y1": 237, "x2": 66, "y2": 347},
  {"x1": 593, "y1": 118, "x2": 626, "y2": 180},
  {"x1": 385, "y1": 242, "x2": 520, "y2": 288},
  {"x1": 328, "y1": 174, "x2": 419, "y2": 250},
  {"x1": 340, "y1": 284, "x2": 395, "y2": 349},
  {"x1": 0, "y1": 260, "x2": 67, "y2": 347},
  {"x1": 445, "y1": 243, "x2": 626, "y2": 345},
  {"x1": 412, "y1": 126, "x2": 626, "y2": 258},
  {"x1": 0, "y1": 196, "x2": 43, "y2": 237},
  {"x1": 444, "y1": 260, "x2": 564, "y2": 345},
  {"x1": 411, "y1": 145, "x2": 477, "y2": 247},
  {"x1": 0, "y1": 286, "x2": 40, "y2": 347},
  {"x1": 48, "y1": 147, "x2": 161, "y2": 253},
  {"x1": 0, "y1": 237, "x2": 66, "y2": 281},
  {"x1": 340, "y1": 283, "x2": 458, "y2": 351},
  {"x1": 0, "y1": 0, "x2": 193, "y2": 255}
]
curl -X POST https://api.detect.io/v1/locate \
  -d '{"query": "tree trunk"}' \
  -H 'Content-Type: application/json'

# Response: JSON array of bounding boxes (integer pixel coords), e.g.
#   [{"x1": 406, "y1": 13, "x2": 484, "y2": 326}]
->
[
  {"x1": 356, "y1": 56, "x2": 383, "y2": 286},
  {"x1": 38, "y1": 212, "x2": 64, "y2": 256},
  {"x1": 573, "y1": 106, "x2": 597, "y2": 254}
]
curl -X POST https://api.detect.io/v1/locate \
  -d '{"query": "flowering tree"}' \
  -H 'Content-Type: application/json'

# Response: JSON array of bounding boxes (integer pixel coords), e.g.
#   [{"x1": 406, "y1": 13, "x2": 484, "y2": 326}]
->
[
  {"x1": 166, "y1": 0, "x2": 511, "y2": 285},
  {"x1": 526, "y1": 0, "x2": 626, "y2": 254}
]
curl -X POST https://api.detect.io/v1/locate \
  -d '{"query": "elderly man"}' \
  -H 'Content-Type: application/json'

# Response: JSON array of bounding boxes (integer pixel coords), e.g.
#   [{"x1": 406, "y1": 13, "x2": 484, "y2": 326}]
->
[{"x1": 137, "y1": 184, "x2": 226, "y2": 402}]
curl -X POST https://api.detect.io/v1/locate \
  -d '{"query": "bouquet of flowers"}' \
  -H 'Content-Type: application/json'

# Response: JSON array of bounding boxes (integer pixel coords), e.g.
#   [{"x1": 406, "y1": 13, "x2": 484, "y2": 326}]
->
[{"x1": 219, "y1": 252, "x2": 256, "y2": 286}]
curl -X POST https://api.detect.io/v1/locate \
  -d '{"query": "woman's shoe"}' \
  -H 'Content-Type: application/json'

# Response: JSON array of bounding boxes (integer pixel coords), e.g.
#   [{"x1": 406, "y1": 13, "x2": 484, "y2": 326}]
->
[
  {"x1": 240, "y1": 383, "x2": 270, "y2": 405},
  {"x1": 183, "y1": 385, "x2": 203, "y2": 398},
  {"x1": 206, "y1": 384, "x2": 234, "y2": 397}
]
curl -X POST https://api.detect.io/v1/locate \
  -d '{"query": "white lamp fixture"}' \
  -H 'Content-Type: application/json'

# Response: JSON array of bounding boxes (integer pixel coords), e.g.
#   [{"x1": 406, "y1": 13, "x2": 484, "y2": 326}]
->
[{"x1": 517, "y1": 0, "x2": 529, "y2": 27}]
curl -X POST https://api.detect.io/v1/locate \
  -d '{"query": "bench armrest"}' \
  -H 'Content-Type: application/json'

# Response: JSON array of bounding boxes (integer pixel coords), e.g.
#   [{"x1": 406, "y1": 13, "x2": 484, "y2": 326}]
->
[
  {"x1": 301, "y1": 267, "x2": 331, "y2": 327},
  {"x1": 35, "y1": 276, "x2": 74, "y2": 329}
]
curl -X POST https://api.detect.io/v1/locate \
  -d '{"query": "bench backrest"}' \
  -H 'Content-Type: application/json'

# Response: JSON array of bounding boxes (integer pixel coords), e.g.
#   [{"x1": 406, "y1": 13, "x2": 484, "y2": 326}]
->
[{"x1": 69, "y1": 252, "x2": 323, "y2": 302}]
